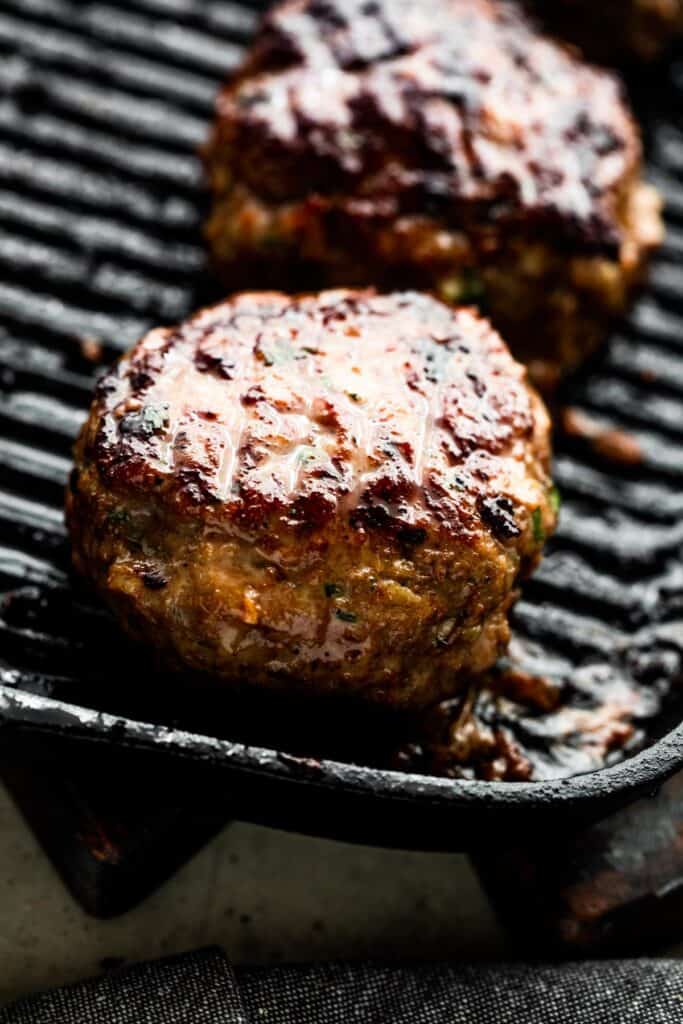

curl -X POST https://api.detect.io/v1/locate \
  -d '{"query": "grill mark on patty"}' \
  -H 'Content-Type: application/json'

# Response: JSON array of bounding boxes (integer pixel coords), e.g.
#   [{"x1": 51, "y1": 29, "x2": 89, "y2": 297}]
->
[
  {"x1": 89, "y1": 289, "x2": 544, "y2": 543},
  {"x1": 212, "y1": 0, "x2": 640, "y2": 256}
]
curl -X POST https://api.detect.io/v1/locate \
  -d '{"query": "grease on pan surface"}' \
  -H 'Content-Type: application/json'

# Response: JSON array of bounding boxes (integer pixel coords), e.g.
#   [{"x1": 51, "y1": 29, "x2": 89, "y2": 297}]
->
[
  {"x1": 204, "y1": 0, "x2": 663, "y2": 391},
  {"x1": 0, "y1": 0, "x2": 682, "y2": 782}
]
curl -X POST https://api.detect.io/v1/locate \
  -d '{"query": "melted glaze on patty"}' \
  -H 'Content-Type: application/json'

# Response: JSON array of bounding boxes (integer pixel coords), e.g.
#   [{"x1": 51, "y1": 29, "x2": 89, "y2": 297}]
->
[
  {"x1": 215, "y1": 0, "x2": 639, "y2": 256},
  {"x1": 92, "y1": 289, "x2": 543, "y2": 541},
  {"x1": 69, "y1": 290, "x2": 555, "y2": 707}
]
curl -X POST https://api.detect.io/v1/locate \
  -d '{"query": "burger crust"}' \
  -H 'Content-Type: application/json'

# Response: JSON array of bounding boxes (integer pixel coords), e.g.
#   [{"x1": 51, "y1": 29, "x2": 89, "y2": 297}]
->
[
  {"x1": 204, "y1": 0, "x2": 663, "y2": 390},
  {"x1": 67, "y1": 289, "x2": 556, "y2": 708}
]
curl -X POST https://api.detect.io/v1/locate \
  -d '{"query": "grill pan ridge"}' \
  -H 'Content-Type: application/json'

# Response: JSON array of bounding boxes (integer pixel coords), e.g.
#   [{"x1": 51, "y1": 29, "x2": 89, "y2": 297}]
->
[{"x1": 1, "y1": 0, "x2": 683, "y2": 847}]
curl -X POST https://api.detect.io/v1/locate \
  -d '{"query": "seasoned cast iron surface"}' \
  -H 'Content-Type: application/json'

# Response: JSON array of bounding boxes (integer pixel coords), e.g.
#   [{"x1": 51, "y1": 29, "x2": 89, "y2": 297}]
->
[{"x1": 0, "y1": 0, "x2": 682, "y2": 781}]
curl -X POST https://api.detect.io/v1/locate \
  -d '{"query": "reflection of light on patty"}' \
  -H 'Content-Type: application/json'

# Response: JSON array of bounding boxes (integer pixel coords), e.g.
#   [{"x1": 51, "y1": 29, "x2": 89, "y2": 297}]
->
[
  {"x1": 67, "y1": 289, "x2": 557, "y2": 709},
  {"x1": 204, "y1": 0, "x2": 662, "y2": 392}
]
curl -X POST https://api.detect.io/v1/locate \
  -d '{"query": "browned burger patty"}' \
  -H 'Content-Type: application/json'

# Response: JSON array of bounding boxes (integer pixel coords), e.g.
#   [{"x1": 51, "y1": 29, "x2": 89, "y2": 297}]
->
[
  {"x1": 67, "y1": 289, "x2": 556, "y2": 708},
  {"x1": 203, "y1": 0, "x2": 663, "y2": 392},
  {"x1": 533, "y1": 0, "x2": 683, "y2": 62}
]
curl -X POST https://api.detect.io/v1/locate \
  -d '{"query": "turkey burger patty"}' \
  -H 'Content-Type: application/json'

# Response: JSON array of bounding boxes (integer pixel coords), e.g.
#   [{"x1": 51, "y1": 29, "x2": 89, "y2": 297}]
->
[
  {"x1": 204, "y1": 0, "x2": 663, "y2": 391},
  {"x1": 67, "y1": 289, "x2": 556, "y2": 708}
]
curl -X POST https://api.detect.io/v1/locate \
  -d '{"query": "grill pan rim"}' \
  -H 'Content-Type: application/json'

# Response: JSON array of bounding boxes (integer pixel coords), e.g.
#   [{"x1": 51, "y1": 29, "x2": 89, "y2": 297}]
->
[
  {"x1": 1, "y1": 1, "x2": 683, "y2": 844},
  {"x1": 1, "y1": 682, "x2": 681, "y2": 840}
]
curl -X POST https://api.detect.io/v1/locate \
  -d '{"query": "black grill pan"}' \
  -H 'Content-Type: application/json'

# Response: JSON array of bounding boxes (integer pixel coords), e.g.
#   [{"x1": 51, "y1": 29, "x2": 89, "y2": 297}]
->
[{"x1": 1, "y1": 0, "x2": 683, "y2": 850}]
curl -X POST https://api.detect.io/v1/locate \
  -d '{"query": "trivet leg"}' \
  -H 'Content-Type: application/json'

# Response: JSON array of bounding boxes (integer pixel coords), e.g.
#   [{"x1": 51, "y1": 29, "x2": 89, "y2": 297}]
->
[
  {"x1": 0, "y1": 730, "x2": 233, "y2": 918},
  {"x1": 470, "y1": 770, "x2": 683, "y2": 955}
]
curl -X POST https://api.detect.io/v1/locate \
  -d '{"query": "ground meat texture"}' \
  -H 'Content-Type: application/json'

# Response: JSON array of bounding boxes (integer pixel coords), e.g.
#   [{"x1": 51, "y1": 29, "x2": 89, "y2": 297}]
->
[
  {"x1": 66, "y1": 289, "x2": 556, "y2": 709},
  {"x1": 532, "y1": 0, "x2": 683, "y2": 63},
  {"x1": 203, "y1": 0, "x2": 663, "y2": 392}
]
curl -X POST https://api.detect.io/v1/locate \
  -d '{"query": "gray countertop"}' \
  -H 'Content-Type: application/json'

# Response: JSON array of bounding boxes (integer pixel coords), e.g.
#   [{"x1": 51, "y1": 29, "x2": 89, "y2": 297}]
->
[{"x1": 0, "y1": 783, "x2": 508, "y2": 1005}]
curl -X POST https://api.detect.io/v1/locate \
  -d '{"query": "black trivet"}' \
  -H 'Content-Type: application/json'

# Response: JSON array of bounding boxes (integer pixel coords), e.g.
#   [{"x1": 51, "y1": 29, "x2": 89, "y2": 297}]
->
[
  {"x1": 1, "y1": 0, "x2": 683, "y2": 797},
  {"x1": 3, "y1": 730, "x2": 683, "y2": 956},
  {"x1": 474, "y1": 768, "x2": 683, "y2": 955},
  {"x1": 2, "y1": 0, "x2": 683, "y2": 897},
  {"x1": 0, "y1": 728, "x2": 232, "y2": 918}
]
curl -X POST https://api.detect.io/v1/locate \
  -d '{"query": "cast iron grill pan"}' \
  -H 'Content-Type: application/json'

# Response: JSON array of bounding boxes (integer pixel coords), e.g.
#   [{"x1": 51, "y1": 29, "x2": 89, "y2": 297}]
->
[{"x1": 0, "y1": 0, "x2": 682, "y2": 848}]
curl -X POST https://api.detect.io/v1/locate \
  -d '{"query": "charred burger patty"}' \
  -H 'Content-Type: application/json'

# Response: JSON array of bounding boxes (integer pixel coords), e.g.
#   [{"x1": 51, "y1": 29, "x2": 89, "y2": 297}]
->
[
  {"x1": 67, "y1": 289, "x2": 556, "y2": 708},
  {"x1": 204, "y1": 0, "x2": 663, "y2": 391}
]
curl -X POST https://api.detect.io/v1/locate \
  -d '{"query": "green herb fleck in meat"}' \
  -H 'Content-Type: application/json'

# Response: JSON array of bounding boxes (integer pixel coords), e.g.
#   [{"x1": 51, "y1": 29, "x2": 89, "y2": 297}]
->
[
  {"x1": 258, "y1": 338, "x2": 293, "y2": 367},
  {"x1": 531, "y1": 507, "x2": 545, "y2": 543},
  {"x1": 297, "y1": 446, "x2": 323, "y2": 466},
  {"x1": 335, "y1": 609, "x2": 357, "y2": 623},
  {"x1": 439, "y1": 269, "x2": 487, "y2": 306},
  {"x1": 119, "y1": 403, "x2": 170, "y2": 438},
  {"x1": 141, "y1": 405, "x2": 169, "y2": 432},
  {"x1": 549, "y1": 485, "x2": 561, "y2": 515},
  {"x1": 434, "y1": 618, "x2": 456, "y2": 648},
  {"x1": 107, "y1": 507, "x2": 131, "y2": 526},
  {"x1": 460, "y1": 269, "x2": 486, "y2": 304}
]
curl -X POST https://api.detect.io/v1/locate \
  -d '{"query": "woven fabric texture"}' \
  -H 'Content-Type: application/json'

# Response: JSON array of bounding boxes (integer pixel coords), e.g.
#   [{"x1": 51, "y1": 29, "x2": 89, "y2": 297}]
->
[
  {"x1": 237, "y1": 960, "x2": 683, "y2": 1023},
  {"x1": 2, "y1": 949, "x2": 682, "y2": 1023},
  {"x1": 0, "y1": 949, "x2": 246, "y2": 1024}
]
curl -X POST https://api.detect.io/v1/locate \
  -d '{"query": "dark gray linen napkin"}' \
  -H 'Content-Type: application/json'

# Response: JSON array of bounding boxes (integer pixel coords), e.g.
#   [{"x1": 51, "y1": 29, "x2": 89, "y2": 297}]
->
[
  {"x1": 2, "y1": 948, "x2": 682, "y2": 1023},
  {"x1": 238, "y1": 960, "x2": 683, "y2": 1023},
  {"x1": 0, "y1": 949, "x2": 246, "y2": 1024}
]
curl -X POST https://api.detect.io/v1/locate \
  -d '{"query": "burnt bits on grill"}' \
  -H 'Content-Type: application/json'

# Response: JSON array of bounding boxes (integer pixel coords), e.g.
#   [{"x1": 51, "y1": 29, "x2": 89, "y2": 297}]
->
[
  {"x1": 533, "y1": 0, "x2": 683, "y2": 63},
  {"x1": 66, "y1": 289, "x2": 556, "y2": 709},
  {"x1": 203, "y1": 0, "x2": 663, "y2": 392}
]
